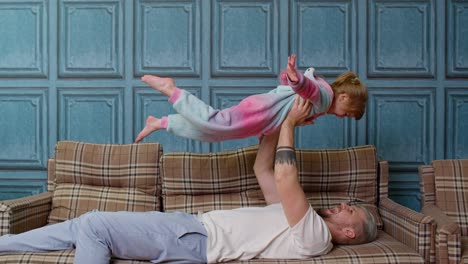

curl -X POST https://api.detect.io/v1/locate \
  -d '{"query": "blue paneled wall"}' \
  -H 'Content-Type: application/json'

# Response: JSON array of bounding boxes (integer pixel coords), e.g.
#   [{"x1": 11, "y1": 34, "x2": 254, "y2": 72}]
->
[{"x1": 0, "y1": 0, "x2": 467, "y2": 212}]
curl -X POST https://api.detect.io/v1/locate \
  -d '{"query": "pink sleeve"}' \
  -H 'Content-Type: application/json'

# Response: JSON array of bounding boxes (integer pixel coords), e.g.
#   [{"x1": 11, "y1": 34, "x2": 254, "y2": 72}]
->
[
  {"x1": 278, "y1": 70, "x2": 289, "y2": 85},
  {"x1": 168, "y1": 87, "x2": 183, "y2": 103},
  {"x1": 160, "y1": 116, "x2": 168, "y2": 129},
  {"x1": 289, "y1": 72, "x2": 320, "y2": 103},
  {"x1": 279, "y1": 69, "x2": 302, "y2": 86}
]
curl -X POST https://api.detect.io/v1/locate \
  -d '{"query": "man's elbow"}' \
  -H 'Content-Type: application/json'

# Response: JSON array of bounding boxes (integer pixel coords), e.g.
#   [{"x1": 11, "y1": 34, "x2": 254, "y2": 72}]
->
[
  {"x1": 254, "y1": 167, "x2": 274, "y2": 181},
  {"x1": 253, "y1": 163, "x2": 261, "y2": 174},
  {"x1": 254, "y1": 163, "x2": 272, "y2": 176}
]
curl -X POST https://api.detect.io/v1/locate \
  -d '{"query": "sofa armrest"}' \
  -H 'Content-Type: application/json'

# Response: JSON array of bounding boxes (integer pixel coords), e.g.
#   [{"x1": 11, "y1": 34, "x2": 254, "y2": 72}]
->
[
  {"x1": 0, "y1": 192, "x2": 53, "y2": 235},
  {"x1": 421, "y1": 204, "x2": 461, "y2": 264},
  {"x1": 379, "y1": 198, "x2": 435, "y2": 263}
]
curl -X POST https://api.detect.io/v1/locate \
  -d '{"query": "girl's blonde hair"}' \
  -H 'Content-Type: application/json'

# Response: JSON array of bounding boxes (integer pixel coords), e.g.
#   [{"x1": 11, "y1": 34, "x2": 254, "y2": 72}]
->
[{"x1": 330, "y1": 72, "x2": 368, "y2": 120}]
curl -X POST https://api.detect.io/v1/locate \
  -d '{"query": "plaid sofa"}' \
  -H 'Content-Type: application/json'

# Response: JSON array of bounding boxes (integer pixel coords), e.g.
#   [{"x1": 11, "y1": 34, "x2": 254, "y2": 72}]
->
[
  {"x1": 420, "y1": 159, "x2": 468, "y2": 264},
  {"x1": 0, "y1": 141, "x2": 434, "y2": 263}
]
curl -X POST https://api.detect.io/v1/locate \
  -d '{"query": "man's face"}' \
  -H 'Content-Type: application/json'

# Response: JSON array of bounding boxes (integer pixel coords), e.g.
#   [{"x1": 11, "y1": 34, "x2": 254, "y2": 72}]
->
[{"x1": 317, "y1": 203, "x2": 367, "y2": 226}]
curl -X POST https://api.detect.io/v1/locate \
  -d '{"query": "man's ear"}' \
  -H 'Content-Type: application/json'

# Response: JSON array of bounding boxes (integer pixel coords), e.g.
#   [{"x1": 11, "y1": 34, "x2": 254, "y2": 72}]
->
[{"x1": 343, "y1": 227, "x2": 356, "y2": 239}]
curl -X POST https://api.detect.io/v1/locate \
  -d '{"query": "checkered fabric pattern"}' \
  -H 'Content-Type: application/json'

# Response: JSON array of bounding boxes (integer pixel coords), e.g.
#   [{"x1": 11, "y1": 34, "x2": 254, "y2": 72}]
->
[
  {"x1": 0, "y1": 250, "x2": 75, "y2": 264},
  {"x1": 160, "y1": 144, "x2": 433, "y2": 263},
  {"x1": 420, "y1": 159, "x2": 468, "y2": 264},
  {"x1": 48, "y1": 141, "x2": 163, "y2": 223},
  {"x1": 225, "y1": 232, "x2": 424, "y2": 264},
  {"x1": 0, "y1": 231, "x2": 424, "y2": 264},
  {"x1": 0, "y1": 250, "x2": 153, "y2": 264},
  {"x1": 161, "y1": 145, "x2": 380, "y2": 215},
  {"x1": 0, "y1": 192, "x2": 52, "y2": 236},
  {"x1": 379, "y1": 160, "x2": 434, "y2": 263},
  {"x1": 462, "y1": 236, "x2": 468, "y2": 263},
  {"x1": 420, "y1": 165, "x2": 436, "y2": 207},
  {"x1": 161, "y1": 145, "x2": 265, "y2": 213},
  {"x1": 379, "y1": 198, "x2": 434, "y2": 263},
  {"x1": 424, "y1": 204, "x2": 461, "y2": 264},
  {"x1": 0, "y1": 142, "x2": 435, "y2": 263},
  {"x1": 378, "y1": 161, "x2": 389, "y2": 200},
  {"x1": 433, "y1": 160, "x2": 468, "y2": 235},
  {"x1": 47, "y1": 159, "x2": 55, "y2": 192},
  {"x1": 296, "y1": 145, "x2": 382, "y2": 228}
]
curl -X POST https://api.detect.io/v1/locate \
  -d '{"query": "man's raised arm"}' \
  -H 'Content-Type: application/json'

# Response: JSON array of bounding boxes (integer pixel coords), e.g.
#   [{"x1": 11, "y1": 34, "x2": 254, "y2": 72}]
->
[
  {"x1": 253, "y1": 130, "x2": 281, "y2": 205},
  {"x1": 274, "y1": 96, "x2": 312, "y2": 227}
]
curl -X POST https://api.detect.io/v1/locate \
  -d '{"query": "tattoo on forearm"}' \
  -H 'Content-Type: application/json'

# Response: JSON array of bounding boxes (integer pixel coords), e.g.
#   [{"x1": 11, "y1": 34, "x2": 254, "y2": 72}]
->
[
  {"x1": 276, "y1": 146, "x2": 295, "y2": 151},
  {"x1": 275, "y1": 146, "x2": 296, "y2": 165}
]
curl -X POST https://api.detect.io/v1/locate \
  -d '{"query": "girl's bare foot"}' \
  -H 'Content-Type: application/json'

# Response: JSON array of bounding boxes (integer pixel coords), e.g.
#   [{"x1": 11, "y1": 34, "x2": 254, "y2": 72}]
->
[
  {"x1": 135, "y1": 116, "x2": 162, "y2": 143},
  {"x1": 141, "y1": 75, "x2": 175, "y2": 97}
]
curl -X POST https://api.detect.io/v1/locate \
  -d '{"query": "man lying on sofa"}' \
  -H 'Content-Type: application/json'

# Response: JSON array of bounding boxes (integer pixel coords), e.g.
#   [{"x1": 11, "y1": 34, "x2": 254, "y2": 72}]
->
[{"x1": 0, "y1": 96, "x2": 377, "y2": 264}]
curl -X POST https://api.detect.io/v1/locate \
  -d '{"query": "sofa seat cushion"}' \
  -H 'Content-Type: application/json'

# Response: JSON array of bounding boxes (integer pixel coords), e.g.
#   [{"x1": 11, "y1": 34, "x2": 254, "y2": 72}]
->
[
  {"x1": 0, "y1": 249, "x2": 152, "y2": 264},
  {"x1": 0, "y1": 250, "x2": 75, "y2": 264},
  {"x1": 0, "y1": 232, "x2": 423, "y2": 263},
  {"x1": 224, "y1": 232, "x2": 424, "y2": 263},
  {"x1": 48, "y1": 141, "x2": 162, "y2": 223}
]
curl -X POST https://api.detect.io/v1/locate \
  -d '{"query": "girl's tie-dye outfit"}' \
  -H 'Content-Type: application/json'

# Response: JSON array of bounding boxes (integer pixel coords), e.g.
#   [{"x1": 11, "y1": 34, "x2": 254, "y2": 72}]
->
[{"x1": 159, "y1": 68, "x2": 334, "y2": 142}]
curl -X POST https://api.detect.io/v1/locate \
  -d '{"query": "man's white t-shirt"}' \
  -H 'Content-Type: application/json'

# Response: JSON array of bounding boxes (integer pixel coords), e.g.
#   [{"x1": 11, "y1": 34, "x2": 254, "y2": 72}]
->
[{"x1": 200, "y1": 203, "x2": 333, "y2": 263}]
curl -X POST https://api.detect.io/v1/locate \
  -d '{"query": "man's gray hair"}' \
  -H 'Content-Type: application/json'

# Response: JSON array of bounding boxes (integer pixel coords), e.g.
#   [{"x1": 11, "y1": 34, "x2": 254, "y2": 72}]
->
[{"x1": 354, "y1": 205, "x2": 378, "y2": 244}]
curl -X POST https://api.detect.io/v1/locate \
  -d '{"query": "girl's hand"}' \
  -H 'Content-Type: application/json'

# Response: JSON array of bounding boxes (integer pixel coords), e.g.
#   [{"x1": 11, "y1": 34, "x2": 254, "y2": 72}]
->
[{"x1": 287, "y1": 54, "x2": 298, "y2": 83}]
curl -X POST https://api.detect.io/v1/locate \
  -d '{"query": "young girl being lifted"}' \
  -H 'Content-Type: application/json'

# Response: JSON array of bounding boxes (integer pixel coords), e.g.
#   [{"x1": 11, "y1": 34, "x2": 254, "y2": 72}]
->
[{"x1": 135, "y1": 54, "x2": 367, "y2": 143}]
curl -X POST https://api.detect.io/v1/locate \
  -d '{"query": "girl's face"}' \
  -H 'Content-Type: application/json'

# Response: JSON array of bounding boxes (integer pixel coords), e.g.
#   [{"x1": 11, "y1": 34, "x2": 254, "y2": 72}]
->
[{"x1": 329, "y1": 93, "x2": 354, "y2": 118}]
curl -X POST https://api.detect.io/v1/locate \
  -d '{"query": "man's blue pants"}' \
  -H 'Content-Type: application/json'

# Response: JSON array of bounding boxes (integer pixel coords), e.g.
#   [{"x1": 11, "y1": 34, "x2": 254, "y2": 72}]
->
[{"x1": 0, "y1": 210, "x2": 207, "y2": 264}]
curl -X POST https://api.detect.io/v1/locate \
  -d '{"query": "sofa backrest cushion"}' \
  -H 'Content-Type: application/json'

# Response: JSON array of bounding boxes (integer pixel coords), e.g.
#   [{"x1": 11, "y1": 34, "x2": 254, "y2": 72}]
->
[
  {"x1": 296, "y1": 145, "x2": 378, "y2": 208},
  {"x1": 161, "y1": 144, "x2": 380, "y2": 225},
  {"x1": 161, "y1": 145, "x2": 265, "y2": 213},
  {"x1": 433, "y1": 159, "x2": 468, "y2": 235},
  {"x1": 48, "y1": 141, "x2": 162, "y2": 224}
]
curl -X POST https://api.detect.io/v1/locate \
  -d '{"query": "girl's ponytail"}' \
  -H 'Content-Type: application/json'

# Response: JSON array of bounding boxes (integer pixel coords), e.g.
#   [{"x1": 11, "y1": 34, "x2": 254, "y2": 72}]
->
[{"x1": 333, "y1": 72, "x2": 360, "y2": 86}]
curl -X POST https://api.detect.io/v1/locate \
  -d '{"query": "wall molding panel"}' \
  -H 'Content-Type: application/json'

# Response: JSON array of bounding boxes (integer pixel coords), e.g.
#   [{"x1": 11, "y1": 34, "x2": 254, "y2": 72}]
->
[
  {"x1": 0, "y1": 1, "x2": 48, "y2": 77},
  {"x1": 212, "y1": 0, "x2": 278, "y2": 76},
  {"x1": 388, "y1": 183, "x2": 421, "y2": 211},
  {"x1": 0, "y1": 88, "x2": 47, "y2": 169},
  {"x1": 58, "y1": 88, "x2": 124, "y2": 144},
  {"x1": 446, "y1": 88, "x2": 468, "y2": 159},
  {"x1": 298, "y1": 115, "x2": 352, "y2": 149},
  {"x1": 134, "y1": 86, "x2": 203, "y2": 152},
  {"x1": 367, "y1": 88, "x2": 435, "y2": 171},
  {"x1": 59, "y1": 0, "x2": 123, "y2": 77},
  {"x1": 0, "y1": 182, "x2": 46, "y2": 201},
  {"x1": 291, "y1": 0, "x2": 355, "y2": 76},
  {"x1": 135, "y1": 0, "x2": 201, "y2": 77},
  {"x1": 447, "y1": 0, "x2": 468, "y2": 77},
  {"x1": 368, "y1": 0, "x2": 435, "y2": 78}
]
